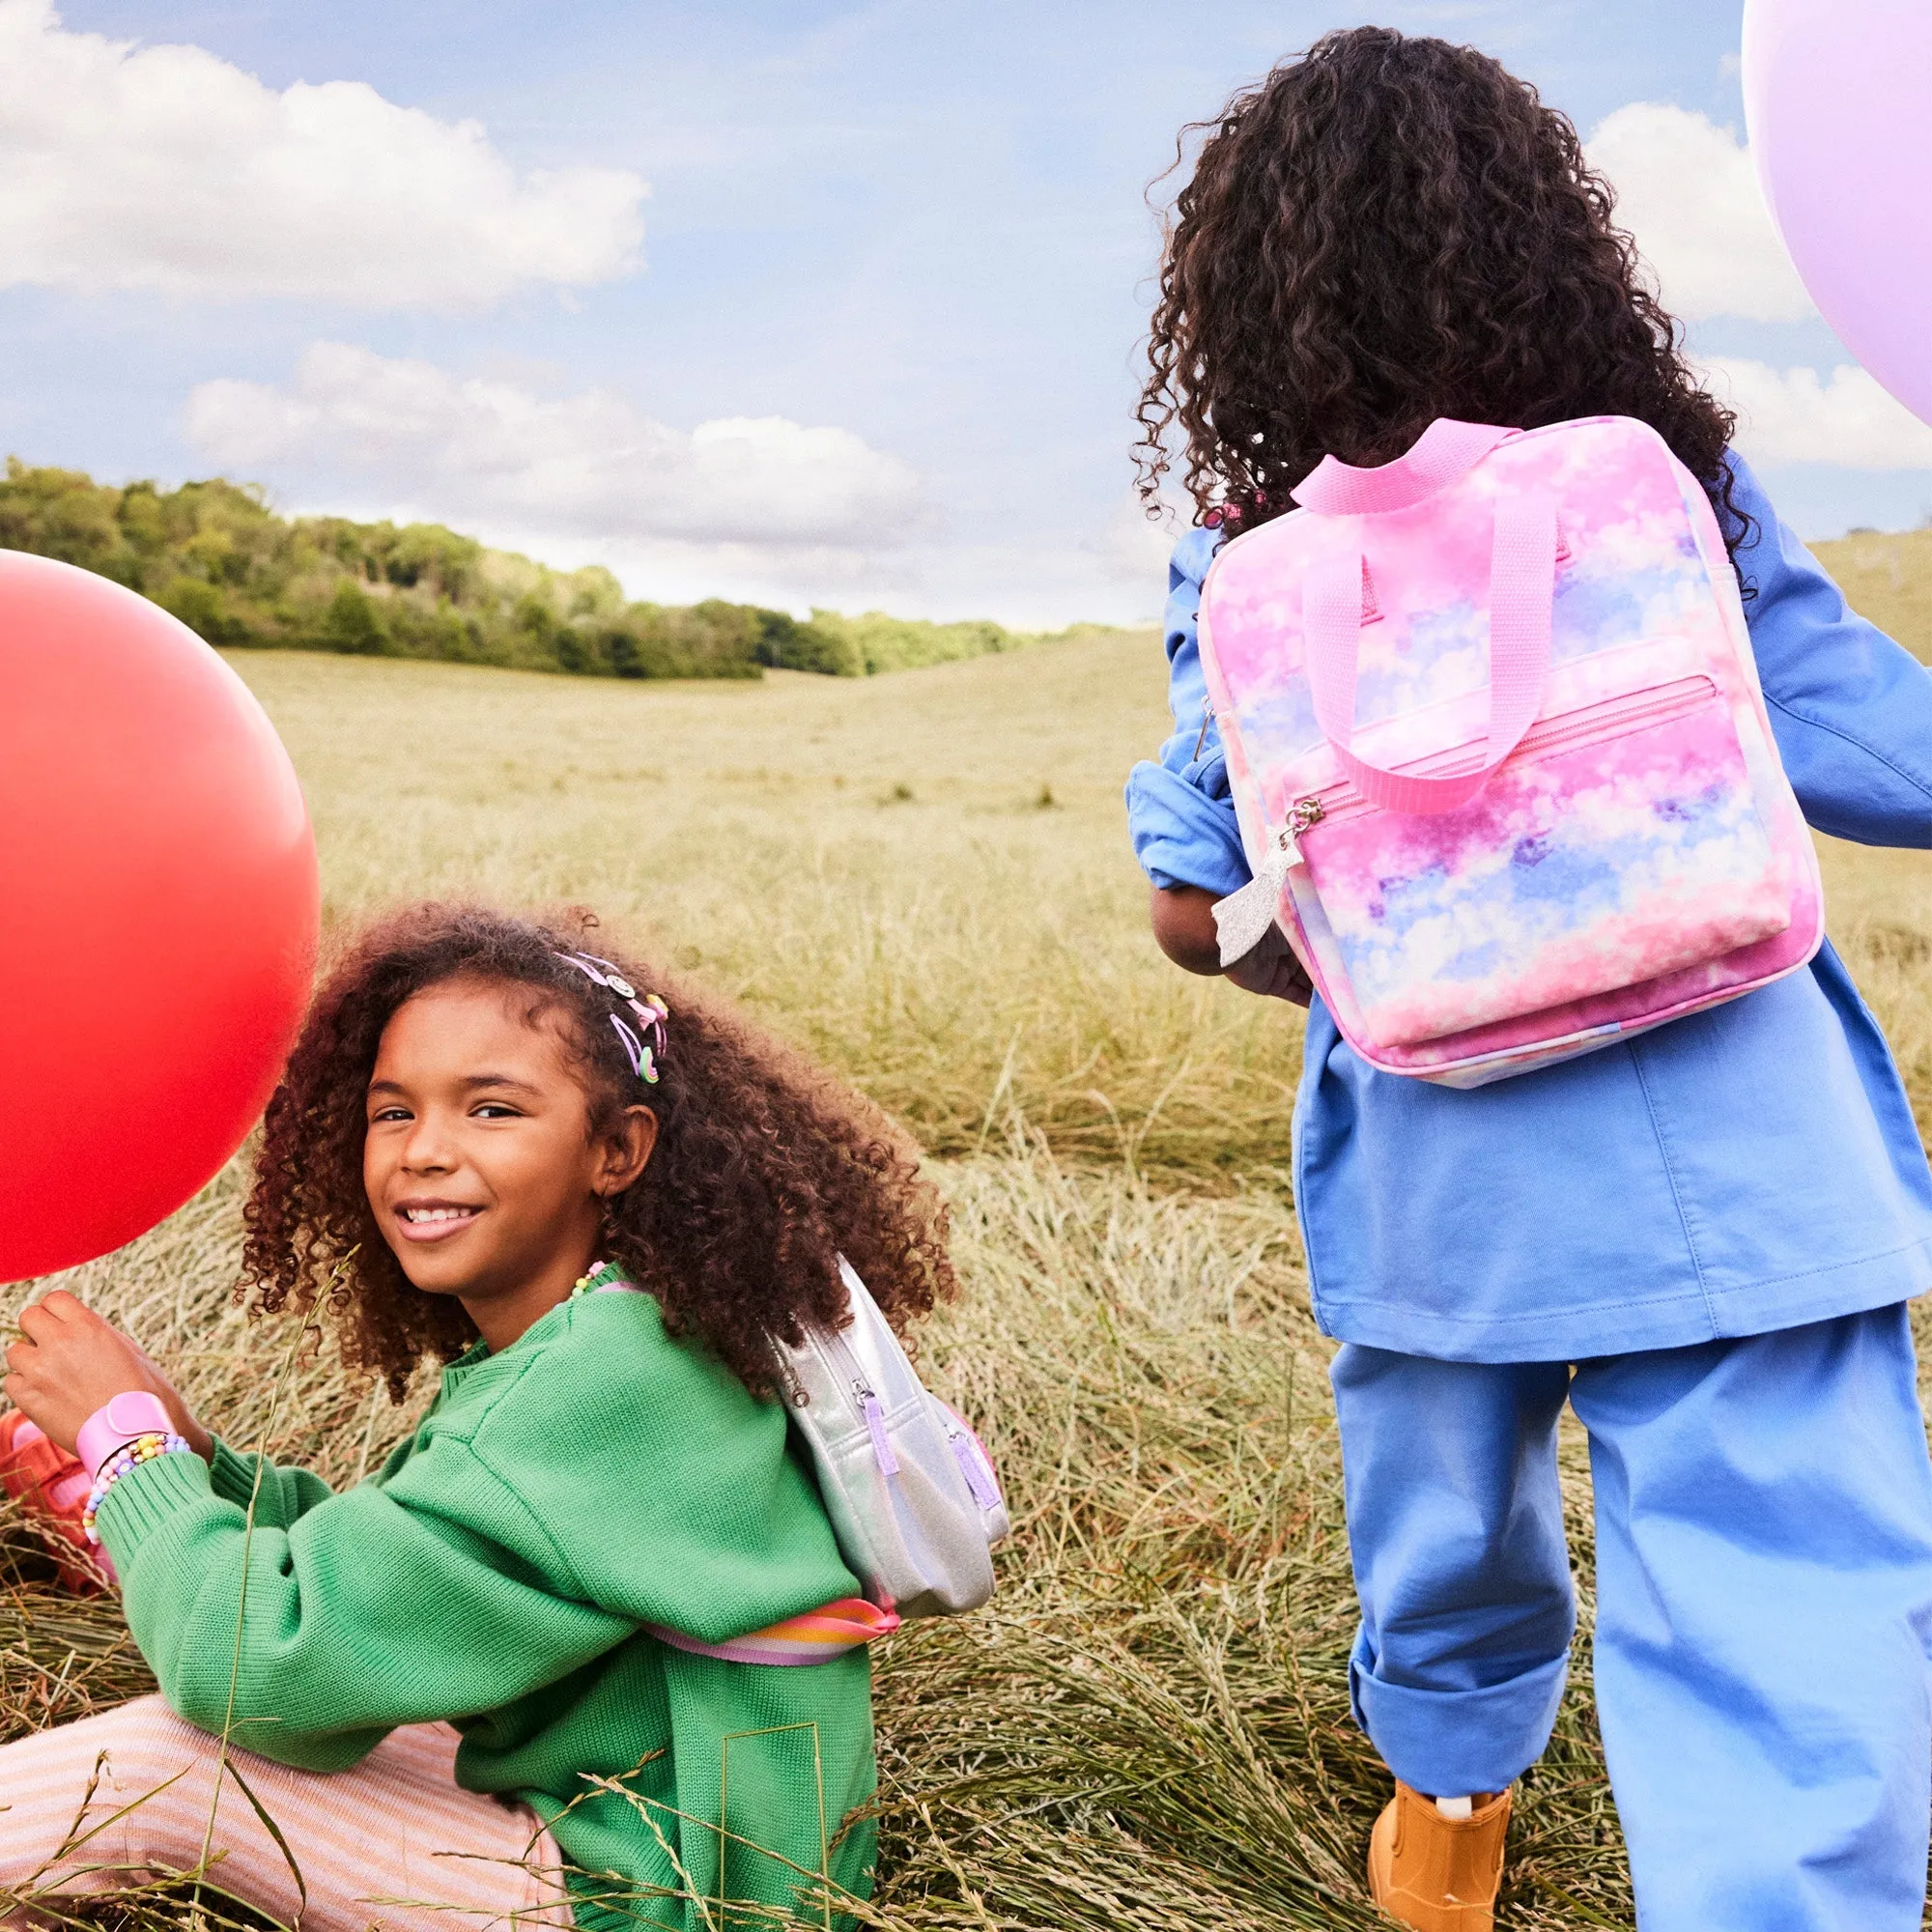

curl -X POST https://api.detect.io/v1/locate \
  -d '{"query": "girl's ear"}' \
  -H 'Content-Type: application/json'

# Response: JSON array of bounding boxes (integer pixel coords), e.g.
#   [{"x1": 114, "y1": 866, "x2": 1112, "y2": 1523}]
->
[{"x1": 596, "y1": 1105, "x2": 658, "y2": 1197}]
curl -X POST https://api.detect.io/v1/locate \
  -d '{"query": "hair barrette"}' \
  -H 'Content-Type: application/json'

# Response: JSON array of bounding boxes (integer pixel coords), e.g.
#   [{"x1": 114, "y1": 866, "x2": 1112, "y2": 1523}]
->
[{"x1": 554, "y1": 951, "x2": 670, "y2": 1085}]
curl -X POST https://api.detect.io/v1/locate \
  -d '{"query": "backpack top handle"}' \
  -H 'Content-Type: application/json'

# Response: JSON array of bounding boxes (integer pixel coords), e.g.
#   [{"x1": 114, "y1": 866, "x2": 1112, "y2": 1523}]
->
[
  {"x1": 1302, "y1": 490, "x2": 1557, "y2": 816},
  {"x1": 1292, "y1": 416, "x2": 1519, "y2": 515}
]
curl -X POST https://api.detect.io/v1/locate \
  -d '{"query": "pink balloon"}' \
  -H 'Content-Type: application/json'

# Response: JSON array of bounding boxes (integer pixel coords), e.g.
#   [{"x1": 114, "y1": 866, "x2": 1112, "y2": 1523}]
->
[{"x1": 1744, "y1": 0, "x2": 1932, "y2": 428}]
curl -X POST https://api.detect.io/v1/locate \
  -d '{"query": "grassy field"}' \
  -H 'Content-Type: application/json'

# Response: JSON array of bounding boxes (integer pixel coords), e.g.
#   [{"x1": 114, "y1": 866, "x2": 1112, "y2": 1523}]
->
[
  {"x1": 1815, "y1": 526, "x2": 1932, "y2": 664},
  {"x1": 6, "y1": 623, "x2": 1932, "y2": 1929}
]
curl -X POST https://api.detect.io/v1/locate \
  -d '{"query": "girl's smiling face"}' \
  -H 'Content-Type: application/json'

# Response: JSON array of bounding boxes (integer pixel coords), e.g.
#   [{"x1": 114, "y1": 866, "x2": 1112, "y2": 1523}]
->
[{"x1": 363, "y1": 976, "x2": 655, "y2": 1351}]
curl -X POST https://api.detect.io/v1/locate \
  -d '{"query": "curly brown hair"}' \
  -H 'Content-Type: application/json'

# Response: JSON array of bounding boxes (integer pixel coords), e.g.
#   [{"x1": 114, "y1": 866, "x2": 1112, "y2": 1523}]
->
[
  {"x1": 1136, "y1": 27, "x2": 1751, "y2": 561},
  {"x1": 241, "y1": 902, "x2": 954, "y2": 1401}
]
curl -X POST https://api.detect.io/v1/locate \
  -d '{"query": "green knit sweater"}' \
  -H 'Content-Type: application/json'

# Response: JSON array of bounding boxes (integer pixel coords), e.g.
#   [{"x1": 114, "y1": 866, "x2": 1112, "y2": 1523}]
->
[{"x1": 97, "y1": 1291, "x2": 876, "y2": 1931}]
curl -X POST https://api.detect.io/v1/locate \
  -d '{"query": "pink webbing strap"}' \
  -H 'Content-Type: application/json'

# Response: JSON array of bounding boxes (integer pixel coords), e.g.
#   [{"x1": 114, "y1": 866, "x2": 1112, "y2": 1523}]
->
[
  {"x1": 1304, "y1": 493, "x2": 1556, "y2": 816},
  {"x1": 1292, "y1": 419, "x2": 1519, "y2": 514}
]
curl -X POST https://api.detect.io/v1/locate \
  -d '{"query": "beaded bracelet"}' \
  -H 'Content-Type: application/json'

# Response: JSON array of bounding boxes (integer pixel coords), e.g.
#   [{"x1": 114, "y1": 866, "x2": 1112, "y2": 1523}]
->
[{"x1": 82, "y1": 1432, "x2": 191, "y2": 1545}]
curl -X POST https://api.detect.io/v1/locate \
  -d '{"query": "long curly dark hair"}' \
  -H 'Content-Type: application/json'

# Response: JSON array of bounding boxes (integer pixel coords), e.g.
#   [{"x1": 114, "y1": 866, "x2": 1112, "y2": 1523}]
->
[
  {"x1": 240, "y1": 902, "x2": 954, "y2": 1401},
  {"x1": 1136, "y1": 27, "x2": 1751, "y2": 560}
]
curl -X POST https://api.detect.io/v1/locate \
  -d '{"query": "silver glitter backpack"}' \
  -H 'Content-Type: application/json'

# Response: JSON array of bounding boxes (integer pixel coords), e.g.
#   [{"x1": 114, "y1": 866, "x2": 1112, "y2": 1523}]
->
[{"x1": 772, "y1": 1259, "x2": 1008, "y2": 1619}]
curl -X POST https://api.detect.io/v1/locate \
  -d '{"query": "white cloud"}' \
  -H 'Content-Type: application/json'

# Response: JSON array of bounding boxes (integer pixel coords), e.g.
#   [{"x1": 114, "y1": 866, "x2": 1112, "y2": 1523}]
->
[
  {"x1": 491, "y1": 494, "x2": 1171, "y2": 629},
  {"x1": 181, "y1": 347, "x2": 1162, "y2": 620},
  {"x1": 0, "y1": 0, "x2": 643, "y2": 306},
  {"x1": 1586, "y1": 102, "x2": 1811, "y2": 324},
  {"x1": 185, "y1": 343, "x2": 923, "y2": 549},
  {"x1": 1700, "y1": 357, "x2": 1932, "y2": 469}
]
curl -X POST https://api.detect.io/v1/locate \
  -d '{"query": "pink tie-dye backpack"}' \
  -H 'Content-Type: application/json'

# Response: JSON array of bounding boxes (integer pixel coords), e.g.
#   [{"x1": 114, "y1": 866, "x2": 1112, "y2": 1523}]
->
[{"x1": 1202, "y1": 416, "x2": 1824, "y2": 1088}]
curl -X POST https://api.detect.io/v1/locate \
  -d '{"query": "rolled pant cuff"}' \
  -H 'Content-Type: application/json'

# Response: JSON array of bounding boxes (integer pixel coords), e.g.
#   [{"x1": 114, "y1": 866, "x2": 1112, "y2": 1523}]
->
[{"x1": 1350, "y1": 1642, "x2": 1571, "y2": 1797}]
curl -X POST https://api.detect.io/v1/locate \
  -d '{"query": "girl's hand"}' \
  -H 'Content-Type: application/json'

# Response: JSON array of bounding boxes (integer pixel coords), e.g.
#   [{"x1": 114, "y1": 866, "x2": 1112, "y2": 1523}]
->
[
  {"x1": 1150, "y1": 885, "x2": 1313, "y2": 1006},
  {"x1": 1224, "y1": 924, "x2": 1314, "y2": 1008},
  {"x1": 5, "y1": 1292, "x2": 213, "y2": 1460}
]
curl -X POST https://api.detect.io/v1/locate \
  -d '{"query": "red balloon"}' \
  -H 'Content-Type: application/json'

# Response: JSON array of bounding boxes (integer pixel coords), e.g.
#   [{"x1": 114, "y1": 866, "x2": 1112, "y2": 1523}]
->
[{"x1": 0, "y1": 553, "x2": 319, "y2": 1281}]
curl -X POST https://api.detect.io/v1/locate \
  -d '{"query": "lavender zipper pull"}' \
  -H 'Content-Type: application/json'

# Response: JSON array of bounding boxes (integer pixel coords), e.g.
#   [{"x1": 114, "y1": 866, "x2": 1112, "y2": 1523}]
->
[
  {"x1": 951, "y1": 1433, "x2": 1000, "y2": 1511},
  {"x1": 861, "y1": 1389, "x2": 900, "y2": 1477}
]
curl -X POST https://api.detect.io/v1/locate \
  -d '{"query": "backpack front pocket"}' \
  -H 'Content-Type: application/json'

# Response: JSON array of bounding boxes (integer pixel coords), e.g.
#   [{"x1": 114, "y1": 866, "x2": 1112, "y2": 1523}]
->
[{"x1": 1291, "y1": 676, "x2": 1791, "y2": 1048}]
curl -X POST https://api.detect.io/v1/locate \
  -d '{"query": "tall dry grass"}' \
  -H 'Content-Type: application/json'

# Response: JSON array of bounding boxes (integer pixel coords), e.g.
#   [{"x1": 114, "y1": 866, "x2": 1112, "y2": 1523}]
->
[
  {"x1": 259, "y1": 635, "x2": 1300, "y2": 1181},
  {"x1": 5, "y1": 629, "x2": 1932, "y2": 1928}
]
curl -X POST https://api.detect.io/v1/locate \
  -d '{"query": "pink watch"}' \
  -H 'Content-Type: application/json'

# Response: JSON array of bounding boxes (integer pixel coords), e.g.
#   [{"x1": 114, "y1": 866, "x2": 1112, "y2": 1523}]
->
[{"x1": 76, "y1": 1391, "x2": 177, "y2": 1480}]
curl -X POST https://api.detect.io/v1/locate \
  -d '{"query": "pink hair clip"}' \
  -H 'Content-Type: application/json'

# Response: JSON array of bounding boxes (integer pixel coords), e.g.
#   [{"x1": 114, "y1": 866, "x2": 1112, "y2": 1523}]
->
[{"x1": 554, "y1": 952, "x2": 669, "y2": 1085}]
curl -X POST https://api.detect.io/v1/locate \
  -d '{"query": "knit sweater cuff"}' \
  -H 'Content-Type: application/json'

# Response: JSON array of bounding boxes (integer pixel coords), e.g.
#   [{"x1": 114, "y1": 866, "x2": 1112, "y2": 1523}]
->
[
  {"x1": 207, "y1": 1437, "x2": 264, "y2": 1511},
  {"x1": 96, "y1": 1446, "x2": 213, "y2": 1553}
]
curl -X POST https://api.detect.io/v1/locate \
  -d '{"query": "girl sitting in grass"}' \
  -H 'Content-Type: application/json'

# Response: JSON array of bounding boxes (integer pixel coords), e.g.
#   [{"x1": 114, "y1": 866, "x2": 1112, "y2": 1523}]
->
[
  {"x1": 0, "y1": 902, "x2": 951, "y2": 1932},
  {"x1": 1129, "y1": 28, "x2": 1932, "y2": 1932}
]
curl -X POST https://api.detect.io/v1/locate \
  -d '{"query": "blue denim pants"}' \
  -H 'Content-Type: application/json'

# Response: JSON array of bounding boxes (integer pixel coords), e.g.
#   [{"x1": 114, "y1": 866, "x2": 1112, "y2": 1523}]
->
[{"x1": 1332, "y1": 1306, "x2": 1932, "y2": 1930}]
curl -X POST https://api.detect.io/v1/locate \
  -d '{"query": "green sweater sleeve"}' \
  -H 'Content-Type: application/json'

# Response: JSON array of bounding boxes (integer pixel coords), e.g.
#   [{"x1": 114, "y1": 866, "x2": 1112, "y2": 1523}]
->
[
  {"x1": 96, "y1": 1439, "x2": 636, "y2": 1771},
  {"x1": 205, "y1": 1438, "x2": 338, "y2": 1529},
  {"x1": 95, "y1": 1293, "x2": 855, "y2": 1780}
]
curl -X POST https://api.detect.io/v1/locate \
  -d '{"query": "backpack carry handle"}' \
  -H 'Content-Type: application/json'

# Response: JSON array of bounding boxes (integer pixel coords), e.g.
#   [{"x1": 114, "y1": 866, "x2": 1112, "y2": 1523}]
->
[
  {"x1": 1293, "y1": 418, "x2": 1519, "y2": 515},
  {"x1": 1304, "y1": 492, "x2": 1556, "y2": 816}
]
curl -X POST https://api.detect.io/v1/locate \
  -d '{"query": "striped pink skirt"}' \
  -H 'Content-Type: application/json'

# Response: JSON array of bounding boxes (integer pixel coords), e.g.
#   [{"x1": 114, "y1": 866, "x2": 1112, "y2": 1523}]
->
[{"x1": 0, "y1": 1695, "x2": 571, "y2": 1929}]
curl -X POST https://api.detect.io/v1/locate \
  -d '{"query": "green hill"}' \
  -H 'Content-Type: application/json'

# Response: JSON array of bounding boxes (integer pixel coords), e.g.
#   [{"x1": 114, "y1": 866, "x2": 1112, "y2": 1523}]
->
[
  {"x1": 0, "y1": 458, "x2": 1099, "y2": 681},
  {"x1": 14, "y1": 453, "x2": 1919, "y2": 684}
]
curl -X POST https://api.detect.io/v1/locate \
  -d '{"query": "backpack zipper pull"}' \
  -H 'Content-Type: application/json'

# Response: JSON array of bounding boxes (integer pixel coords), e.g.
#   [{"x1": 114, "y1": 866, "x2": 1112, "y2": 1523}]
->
[
  {"x1": 1211, "y1": 797, "x2": 1323, "y2": 967},
  {"x1": 950, "y1": 1431, "x2": 1001, "y2": 1510},
  {"x1": 1280, "y1": 794, "x2": 1325, "y2": 864},
  {"x1": 859, "y1": 1386, "x2": 900, "y2": 1477},
  {"x1": 1192, "y1": 694, "x2": 1215, "y2": 761}
]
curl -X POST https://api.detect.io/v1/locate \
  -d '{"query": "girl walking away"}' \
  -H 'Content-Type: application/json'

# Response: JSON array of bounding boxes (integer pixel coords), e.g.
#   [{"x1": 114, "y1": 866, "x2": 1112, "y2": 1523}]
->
[
  {"x1": 0, "y1": 903, "x2": 953, "y2": 1931},
  {"x1": 1129, "y1": 30, "x2": 1932, "y2": 1932}
]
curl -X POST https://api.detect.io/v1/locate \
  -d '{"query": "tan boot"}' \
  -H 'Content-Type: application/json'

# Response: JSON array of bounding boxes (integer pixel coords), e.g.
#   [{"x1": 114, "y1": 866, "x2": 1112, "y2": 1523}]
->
[{"x1": 1367, "y1": 1782, "x2": 1510, "y2": 1931}]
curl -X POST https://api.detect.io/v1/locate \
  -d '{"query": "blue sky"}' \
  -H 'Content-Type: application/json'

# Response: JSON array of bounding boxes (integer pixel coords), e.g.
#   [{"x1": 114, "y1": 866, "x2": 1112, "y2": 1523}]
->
[{"x1": 3, "y1": 0, "x2": 1927, "y2": 625}]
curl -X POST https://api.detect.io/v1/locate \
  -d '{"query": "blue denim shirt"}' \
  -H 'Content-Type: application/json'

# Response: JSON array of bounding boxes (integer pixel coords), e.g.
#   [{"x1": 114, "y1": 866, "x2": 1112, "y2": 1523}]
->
[{"x1": 1124, "y1": 457, "x2": 1932, "y2": 1361}]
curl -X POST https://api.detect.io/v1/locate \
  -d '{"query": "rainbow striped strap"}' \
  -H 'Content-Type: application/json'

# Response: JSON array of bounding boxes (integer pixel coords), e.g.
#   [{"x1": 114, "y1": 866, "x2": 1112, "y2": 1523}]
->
[{"x1": 645, "y1": 1595, "x2": 900, "y2": 1666}]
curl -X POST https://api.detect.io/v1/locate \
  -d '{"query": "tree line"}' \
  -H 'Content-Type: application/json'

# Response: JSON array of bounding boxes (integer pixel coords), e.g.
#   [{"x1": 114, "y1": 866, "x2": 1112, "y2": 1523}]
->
[{"x1": 0, "y1": 460, "x2": 1081, "y2": 680}]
